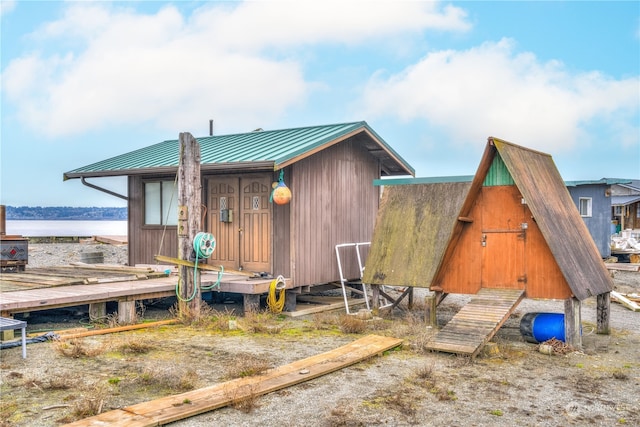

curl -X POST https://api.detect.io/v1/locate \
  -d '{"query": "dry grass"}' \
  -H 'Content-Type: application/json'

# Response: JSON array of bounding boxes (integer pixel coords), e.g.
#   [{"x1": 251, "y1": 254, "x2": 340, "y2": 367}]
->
[
  {"x1": 69, "y1": 384, "x2": 110, "y2": 419},
  {"x1": 327, "y1": 404, "x2": 360, "y2": 427},
  {"x1": 339, "y1": 315, "x2": 367, "y2": 334},
  {"x1": 224, "y1": 354, "x2": 272, "y2": 379},
  {"x1": 114, "y1": 337, "x2": 156, "y2": 354},
  {"x1": 53, "y1": 338, "x2": 105, "y2": 358},
  {"x1": 207, "y1": 307, "x2": 238, "y2": 331},
  {"x1": 224, "y1": 383, "x2": 261, "y2": 413},
  {"x1": 241, "y1": 310, "x2": 283, "y2": 334},
  {"x1": 137, "y1": 365, "x2": 199, "y2": 391},
  {"x1": 311, "y1": 312, "x2": 340, "y2": 330}
]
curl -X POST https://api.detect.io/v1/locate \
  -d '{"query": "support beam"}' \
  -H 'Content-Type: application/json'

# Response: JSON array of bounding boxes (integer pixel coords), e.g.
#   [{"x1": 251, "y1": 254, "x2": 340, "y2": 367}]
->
[
  {"x1": 118, "y1": 300, "x2": 137, "y2": 325},
  {"x1": 284, "y1": 290, "x2": 297, "y2": 312},
  {"x1": 564, "y1": 297, "x2": 582, "y2": 348},
  {"x1": 89, "y1": 302, "x2": 106, "y2": 321},
  {"x1": 177, "y1": 132, "x2": 202, "y2": 318},
  {"x1": 425, "y1": 293, "x2": 438, "y2": 327},
  {"x1": 596, "y1": 292, "x2": 611, "y2": 335},
  {"x1": 243, "y1": 294, "x2": 260, "y2": 312}
]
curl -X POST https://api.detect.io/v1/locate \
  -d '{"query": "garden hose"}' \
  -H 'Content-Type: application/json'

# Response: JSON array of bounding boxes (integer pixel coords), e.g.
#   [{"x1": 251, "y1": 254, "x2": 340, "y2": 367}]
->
[
  {"x1": 267, "y1": 275, "x2": 287, "y2": 313},
  {"x1": 175, "y1": 232, "x2": 217, "y2": 302}
]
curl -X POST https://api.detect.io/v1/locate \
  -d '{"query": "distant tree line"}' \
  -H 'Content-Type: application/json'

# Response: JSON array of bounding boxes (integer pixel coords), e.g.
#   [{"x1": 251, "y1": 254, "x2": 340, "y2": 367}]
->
[{"x1": 5, "y1": 206, "x2": 127, "y2": 220}]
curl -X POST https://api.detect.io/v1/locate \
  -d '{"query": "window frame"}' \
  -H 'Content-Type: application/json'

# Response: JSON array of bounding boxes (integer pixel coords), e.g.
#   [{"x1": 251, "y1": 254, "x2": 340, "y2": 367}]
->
[
  {"x1": 578, "y1": 197, "x2": 592, "y2": 218},
  {"x1": 143, "y1": 179, "x2": 178, "y2": 226}
]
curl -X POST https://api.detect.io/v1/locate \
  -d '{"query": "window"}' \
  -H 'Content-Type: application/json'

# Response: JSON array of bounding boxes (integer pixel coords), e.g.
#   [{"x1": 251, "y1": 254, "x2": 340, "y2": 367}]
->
[
  {"x1": 614, "y1": 206, "x2": 623, "y2": 216},
  {"x1": 578, "y1": 197, "x2": 592, "y2": 217},
  {"x1": 144, "y1": 180, "x2": 177, "y2": 225}
]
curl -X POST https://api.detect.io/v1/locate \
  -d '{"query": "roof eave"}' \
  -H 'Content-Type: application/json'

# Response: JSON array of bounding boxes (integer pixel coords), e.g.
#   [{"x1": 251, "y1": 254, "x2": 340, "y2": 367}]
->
[
  {"x1": 274, "y1": 124, "x2": 414, "y2": 176},
  {"x1": 64, "y1": 161, "x2": 276, "y2": 180}
]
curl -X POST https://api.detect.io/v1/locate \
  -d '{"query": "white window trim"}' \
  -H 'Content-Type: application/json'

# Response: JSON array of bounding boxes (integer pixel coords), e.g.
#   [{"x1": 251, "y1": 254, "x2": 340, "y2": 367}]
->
[
  {"x1": 578, "y1": 197, "x2": 592, "y2": 217},
  {"x1": 144, "y1": 180, "x2": 178, "y2": 225}
]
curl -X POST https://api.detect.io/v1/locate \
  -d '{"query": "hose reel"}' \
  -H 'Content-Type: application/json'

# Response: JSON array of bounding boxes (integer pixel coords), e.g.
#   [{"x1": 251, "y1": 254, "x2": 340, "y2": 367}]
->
[{"x1": 193, "y1": 232, "x2": 215, "y2": 259}]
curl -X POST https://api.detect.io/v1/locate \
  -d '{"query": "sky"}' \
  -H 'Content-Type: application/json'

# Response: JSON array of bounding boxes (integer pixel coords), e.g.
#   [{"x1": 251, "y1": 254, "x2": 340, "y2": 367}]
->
[{"x1": 1, "y1": 0, "x2": 639, "y2": 208}]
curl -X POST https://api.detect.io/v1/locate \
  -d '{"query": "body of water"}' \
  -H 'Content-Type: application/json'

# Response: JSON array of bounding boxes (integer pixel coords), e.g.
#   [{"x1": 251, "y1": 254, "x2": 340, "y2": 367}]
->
[{"x1": 4, "y1": 220, "x2": 128, "y2": 237}]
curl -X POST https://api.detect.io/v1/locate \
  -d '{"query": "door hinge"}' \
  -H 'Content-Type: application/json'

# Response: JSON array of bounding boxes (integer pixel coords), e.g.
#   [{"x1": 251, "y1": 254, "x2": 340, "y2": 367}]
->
[{"x1": 517, "y1": 275, "x2": 527, "y2": 284}]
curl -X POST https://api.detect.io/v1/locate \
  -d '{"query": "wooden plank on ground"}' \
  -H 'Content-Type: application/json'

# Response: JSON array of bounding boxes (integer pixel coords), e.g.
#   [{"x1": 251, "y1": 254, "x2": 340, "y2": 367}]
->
[
  {"x1": 284, "y1": 296, "x2": 367, "y2": 317},
  {"x1": 94, "y1": 235, "x2": 128, "y2": 245},
  {"x1": 425, "y1": 288, "x2": 524, "y2": 358},
  {"x1": 63, "y1": 334, "x2": 404, "y2": 427},
  {"x1": 605, "y1": 263, "x2": 640, "y2": 272},
  {"x1": 611, "y1": 291, "x2": 640, "y2": 312}
]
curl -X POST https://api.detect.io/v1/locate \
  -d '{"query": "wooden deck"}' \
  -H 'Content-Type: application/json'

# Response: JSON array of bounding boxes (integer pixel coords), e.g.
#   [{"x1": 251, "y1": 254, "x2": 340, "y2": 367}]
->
[
  {"x1": 425, "y1": 288, "x2": 525, "y2": 358},
  {"x1": 0, "y1": 265, "x2": 294, "y2": 317},
  {"x1": 62, "y1": 334, "x2": 403, "y2": 427}
]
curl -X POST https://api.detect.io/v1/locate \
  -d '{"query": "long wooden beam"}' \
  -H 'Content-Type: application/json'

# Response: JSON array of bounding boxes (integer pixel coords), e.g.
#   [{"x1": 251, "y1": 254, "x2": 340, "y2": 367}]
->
[
  {"x1": 63, "y1": 334, "x2": 404, "y2": 426},
  {"x1": 154, "y1": 255, "x2": 255, "y2": 277},
  {"x1": 57, "y1": 319, "x2": 179, "y2": 340}
]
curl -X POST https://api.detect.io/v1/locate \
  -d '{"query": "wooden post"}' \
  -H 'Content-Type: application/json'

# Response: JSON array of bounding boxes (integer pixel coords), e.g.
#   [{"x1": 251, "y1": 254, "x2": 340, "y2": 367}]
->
[
  {"x1": 564, "y1": 297, "x2": 582, "y2": 348},
  {"x1": 89, "y1": 302, "x2": 107, "y2": 321},
  {"x1": 596, "y1": 292, "x2": 611, "y2": 335},
  {"x1": 371, "y1": 285, "x2": 380, "y2": 316},
  {"x1": 425, "y1": 292, "x2": 439, "y2": 327},
  {"x1": 177, "y1": 132, "x2": 202, "y2": 319},
  {"x1": 118, "y1": 300, "x2": 137, "y2": 325}
]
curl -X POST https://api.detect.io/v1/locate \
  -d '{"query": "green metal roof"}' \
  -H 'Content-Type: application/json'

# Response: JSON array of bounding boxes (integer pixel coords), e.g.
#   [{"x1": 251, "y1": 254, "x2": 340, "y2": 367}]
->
[
  {"x1": 564, "y1": 178, "x2": 632, "y2": 187},
  {"x1": 64, "y1": 121, "x2": 414, "y2": 180},
  {"x1": 373, "y1": 175, "x2": 474, "y2": 186}
]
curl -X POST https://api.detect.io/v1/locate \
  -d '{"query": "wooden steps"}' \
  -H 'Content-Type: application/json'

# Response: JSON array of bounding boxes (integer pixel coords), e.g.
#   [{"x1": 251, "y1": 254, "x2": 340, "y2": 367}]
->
[
  {"x1": 62, "y1": 334, "x2": 403, "y2": 427},
  {"x1": 426, "y1": 288, "x2": 525, "y2": 358}
]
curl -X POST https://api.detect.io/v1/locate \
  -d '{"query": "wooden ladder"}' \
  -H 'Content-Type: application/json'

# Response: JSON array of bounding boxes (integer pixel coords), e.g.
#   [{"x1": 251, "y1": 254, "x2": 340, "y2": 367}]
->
[{"x1": 425, "y1": 288, "x2": 525, "y2": 358}]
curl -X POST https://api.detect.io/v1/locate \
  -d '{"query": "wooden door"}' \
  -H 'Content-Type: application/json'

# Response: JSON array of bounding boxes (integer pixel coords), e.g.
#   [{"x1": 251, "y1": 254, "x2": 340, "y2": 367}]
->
[
  {"x1": 480, "y1": 186, "x2": 526, "y2": 289},
  {"x1": 208, "y1": 177, "x2": 240, "y2": 270},
  {"x1": 240, "y1": 175, "x2": 272, "y2": 273}
]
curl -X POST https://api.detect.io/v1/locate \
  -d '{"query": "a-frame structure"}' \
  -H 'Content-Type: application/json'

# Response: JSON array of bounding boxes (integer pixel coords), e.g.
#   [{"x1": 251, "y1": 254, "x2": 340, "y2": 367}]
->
[{"x1": 364, "y1": 137, "x2": 613, "y2": 356}]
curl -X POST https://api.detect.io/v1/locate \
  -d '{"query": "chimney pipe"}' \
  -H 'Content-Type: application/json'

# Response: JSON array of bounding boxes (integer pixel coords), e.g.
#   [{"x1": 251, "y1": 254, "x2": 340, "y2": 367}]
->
[{"x1": 209, "y1": 119, "x2": 214, "y2": 136}]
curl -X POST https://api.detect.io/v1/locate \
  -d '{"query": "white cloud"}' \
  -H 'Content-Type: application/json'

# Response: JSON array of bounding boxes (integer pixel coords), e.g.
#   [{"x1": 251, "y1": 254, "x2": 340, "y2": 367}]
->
[
  {"x1": 0, "y1": 0, "x2": 16, "y2": 17},
  {"x1": 359, "y1": 38, "x2": 640, "y2": 152},
  {"x1": 1, "y1": 1, "x2": 470, "y2": 137}
]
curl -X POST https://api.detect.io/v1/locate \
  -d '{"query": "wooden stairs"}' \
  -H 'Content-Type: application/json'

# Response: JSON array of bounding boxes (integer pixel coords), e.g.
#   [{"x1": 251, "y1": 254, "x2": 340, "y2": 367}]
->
[{"x1": 425, "y1": 288, "x2": 525, "y2": 358}]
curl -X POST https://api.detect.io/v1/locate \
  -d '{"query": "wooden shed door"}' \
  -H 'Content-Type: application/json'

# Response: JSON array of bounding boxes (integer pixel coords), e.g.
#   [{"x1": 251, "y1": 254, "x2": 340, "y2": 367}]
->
[
  {"x1": 208, "y1": 175, "x2": 272, "y2": 273},
  {"x1": 240, "y1": 175, "x2": 272, "y2": 273},
  {"x1": 480, "y1": 186, "x2": 526, "y2": 289},
  {"x1": 208, "y1": 177, "x2": 240, "y2": 270}
]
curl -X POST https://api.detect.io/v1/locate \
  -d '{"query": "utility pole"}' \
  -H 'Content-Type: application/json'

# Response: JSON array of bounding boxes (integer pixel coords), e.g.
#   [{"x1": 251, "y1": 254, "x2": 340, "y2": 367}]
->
[{"x1": 177, "y1": 132, "x2": 202, "y2": 318}]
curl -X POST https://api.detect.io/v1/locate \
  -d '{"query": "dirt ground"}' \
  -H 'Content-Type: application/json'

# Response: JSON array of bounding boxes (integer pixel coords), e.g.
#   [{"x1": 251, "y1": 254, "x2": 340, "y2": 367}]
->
[{"x1": 1, "y1": 243, "x2": 639, "y2": 426}]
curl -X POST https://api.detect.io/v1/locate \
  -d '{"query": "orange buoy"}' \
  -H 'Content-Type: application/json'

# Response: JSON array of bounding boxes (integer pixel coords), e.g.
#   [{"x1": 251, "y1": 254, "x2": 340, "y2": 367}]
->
[{"x1": 272, "y1": 182, "x2": 292, "y2": 205}]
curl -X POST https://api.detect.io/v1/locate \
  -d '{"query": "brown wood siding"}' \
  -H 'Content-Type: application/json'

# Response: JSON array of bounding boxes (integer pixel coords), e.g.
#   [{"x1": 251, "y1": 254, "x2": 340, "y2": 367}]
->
[
  {"x1": 290, "y1": 138, "x2": 380, "y2": 286},
  {"x1": 271, "y1": 168, "x2": 291, "y2": 278},
  {"x1": 436, "y1": 186, "x2": 572, "y2": 298},
  {"x1": 523, "y1": 201, "x2": 572, "y2": 299},
  {"x1": 128, "y1": 176, "x2": 178, "y2": 267}
]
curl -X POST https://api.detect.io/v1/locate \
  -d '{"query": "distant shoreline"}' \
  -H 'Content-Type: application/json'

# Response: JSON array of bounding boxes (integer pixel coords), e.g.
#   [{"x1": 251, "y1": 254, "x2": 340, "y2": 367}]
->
[
  {"x1": 4, "y1": 206, "x2": 127, "y2": 221},
  {"x1": 4, "y1": 220, "x2": 127, "y2": 237}
]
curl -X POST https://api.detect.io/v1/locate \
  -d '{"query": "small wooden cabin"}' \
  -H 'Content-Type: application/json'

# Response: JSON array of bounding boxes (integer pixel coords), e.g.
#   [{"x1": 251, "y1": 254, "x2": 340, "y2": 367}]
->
[
  {"x1": 64, "y1": 122, "x2": 414, "y2": 288},
  {"x1": 364, "y1": 137, "x2": 613, "y2": 351}
]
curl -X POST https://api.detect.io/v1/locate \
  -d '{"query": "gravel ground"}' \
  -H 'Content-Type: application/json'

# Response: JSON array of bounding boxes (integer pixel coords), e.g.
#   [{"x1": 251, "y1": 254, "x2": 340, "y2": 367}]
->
[{"x1": 1, "y1": 242, "x2": 638, "y2": 427}]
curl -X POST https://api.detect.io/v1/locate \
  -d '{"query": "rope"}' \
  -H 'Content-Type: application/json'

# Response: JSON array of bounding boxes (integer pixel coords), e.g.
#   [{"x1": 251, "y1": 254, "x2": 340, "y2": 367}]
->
[{"x1": 267, "y1": 275, "x2": 287, "y2": 313}]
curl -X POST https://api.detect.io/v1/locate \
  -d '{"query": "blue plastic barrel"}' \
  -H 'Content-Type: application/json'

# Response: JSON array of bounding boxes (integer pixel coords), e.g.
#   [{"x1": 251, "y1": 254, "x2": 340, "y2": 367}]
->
[{"x1": 520, "y1": 313, "x2": 566, "y2": 343}]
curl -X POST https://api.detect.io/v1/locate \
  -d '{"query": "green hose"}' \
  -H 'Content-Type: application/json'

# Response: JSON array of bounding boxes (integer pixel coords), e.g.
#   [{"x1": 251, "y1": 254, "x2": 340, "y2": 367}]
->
[{"x1": 176, "y1": 232, "x2": 217, "y2": 302}]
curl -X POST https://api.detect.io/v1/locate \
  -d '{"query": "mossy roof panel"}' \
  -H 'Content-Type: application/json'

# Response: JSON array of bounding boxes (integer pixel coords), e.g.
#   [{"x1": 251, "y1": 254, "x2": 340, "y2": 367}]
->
[{"x1": 362, "y1": 181, "x2": 472, "y2": 287}]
